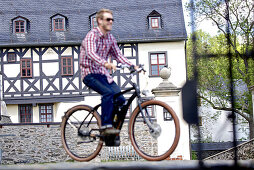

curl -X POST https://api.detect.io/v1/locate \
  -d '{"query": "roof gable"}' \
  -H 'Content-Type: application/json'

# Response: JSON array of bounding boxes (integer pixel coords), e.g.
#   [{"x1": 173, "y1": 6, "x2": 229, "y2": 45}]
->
[
  {"x1": 50, "y1": 13, "x2": 68, "y2": 19},
  {"x1": 11, "y1": 16, "x2": 29, "y2": 21},
  {"x1": 147, "y1": 10, "x2": 161, "y2": 17}
]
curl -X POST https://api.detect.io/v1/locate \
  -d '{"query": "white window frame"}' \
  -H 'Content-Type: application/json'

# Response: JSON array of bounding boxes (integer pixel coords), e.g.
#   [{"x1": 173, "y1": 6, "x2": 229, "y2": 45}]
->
[{"x1": 148, "y1": 52, "x2": 167, "y2": 77}]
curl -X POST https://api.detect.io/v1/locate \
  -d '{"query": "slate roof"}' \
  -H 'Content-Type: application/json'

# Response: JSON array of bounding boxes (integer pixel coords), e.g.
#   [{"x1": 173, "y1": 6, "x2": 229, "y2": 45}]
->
[{"x1": 0, "y1": 0, "x2": 187, "y2": 47}]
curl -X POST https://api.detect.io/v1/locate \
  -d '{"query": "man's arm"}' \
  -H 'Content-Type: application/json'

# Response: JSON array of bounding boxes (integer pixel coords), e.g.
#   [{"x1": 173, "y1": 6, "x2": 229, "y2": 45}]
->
[
  {"x1": 83, "y1": 32, "x2": 107, "y2": 66},
  {"x1": 110, "y1": 36, "x2": 133, "y2": 66}
]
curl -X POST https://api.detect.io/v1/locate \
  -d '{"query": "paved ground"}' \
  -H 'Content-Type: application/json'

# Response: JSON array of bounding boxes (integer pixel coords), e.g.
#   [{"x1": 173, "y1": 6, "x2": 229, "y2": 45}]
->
[{"x1": 1, "y1": 160, "x2": 254, "y2": 170}]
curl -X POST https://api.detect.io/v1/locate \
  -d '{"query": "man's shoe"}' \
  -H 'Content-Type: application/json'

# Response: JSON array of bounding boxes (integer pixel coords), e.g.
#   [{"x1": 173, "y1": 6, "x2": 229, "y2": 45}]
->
[
  {"x1": 104, "y1": 135, "x2": 121, "y2": 146},
  {"x1": 101, "y1": 127, "x2": 120, "y2": 135}
]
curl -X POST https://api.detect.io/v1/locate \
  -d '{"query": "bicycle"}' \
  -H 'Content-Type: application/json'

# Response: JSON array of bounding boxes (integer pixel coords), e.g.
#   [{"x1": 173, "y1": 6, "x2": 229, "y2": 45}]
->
[{"x1": 61, "y1": 64, "x2": 180, "y2": 161}]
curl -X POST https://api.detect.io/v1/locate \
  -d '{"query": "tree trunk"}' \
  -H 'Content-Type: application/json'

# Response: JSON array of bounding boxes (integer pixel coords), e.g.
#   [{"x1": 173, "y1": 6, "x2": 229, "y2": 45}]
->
[{"x1": 249, "y1": 112, "x2": 254, "y2": 140}]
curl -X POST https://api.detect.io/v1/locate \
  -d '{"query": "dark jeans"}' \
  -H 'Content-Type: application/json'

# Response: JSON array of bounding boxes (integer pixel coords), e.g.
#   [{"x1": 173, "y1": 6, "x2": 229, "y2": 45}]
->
[{"x1": 83, "y1": 74, "x2": 125, "y2": 127}]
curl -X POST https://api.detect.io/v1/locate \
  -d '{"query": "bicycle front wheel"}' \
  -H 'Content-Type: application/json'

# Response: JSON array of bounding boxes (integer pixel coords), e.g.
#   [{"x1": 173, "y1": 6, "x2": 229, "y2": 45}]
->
[
  {"x1": 61, "y1": 105, "x2": 103, "y2": 161},
  {"x1": 129, "y1": 100, "x2": 180, "y2": 161}
]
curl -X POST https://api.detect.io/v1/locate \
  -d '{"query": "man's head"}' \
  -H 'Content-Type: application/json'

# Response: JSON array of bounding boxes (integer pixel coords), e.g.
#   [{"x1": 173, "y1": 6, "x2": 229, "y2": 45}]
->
[{"x1": 96, "y1": 9, "x2": 114, "y2": 33}]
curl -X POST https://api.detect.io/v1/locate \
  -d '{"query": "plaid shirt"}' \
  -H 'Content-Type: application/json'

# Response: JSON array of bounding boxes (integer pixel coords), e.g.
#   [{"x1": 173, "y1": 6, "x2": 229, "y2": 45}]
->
[{"x1": 80, "y1": 27, "x2": 133, "y2": 83}]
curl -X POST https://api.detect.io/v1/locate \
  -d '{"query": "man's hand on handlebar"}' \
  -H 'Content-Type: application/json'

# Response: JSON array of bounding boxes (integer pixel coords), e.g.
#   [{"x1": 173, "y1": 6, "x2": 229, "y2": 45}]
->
[
  {"x1": 104, "y1": 62, "x2": 117, "y2": 71},
  {"x1": 134, "y1": 65, "x2": 139, "y2": 70},
  {"x1": 105, "y1": 62, "x2": 141, "y2": 72}
]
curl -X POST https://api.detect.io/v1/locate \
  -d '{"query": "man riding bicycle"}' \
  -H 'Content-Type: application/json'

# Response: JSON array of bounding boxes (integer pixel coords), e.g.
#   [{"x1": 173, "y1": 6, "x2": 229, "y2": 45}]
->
[{"x1": 80, "y1": 9, "x2": 138, "y2": 135}]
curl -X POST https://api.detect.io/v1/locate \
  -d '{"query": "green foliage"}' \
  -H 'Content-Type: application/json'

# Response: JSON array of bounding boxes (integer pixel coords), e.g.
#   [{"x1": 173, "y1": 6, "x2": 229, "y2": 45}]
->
[
  {"x1": 187, "y1": 29, "x2": 254, "y2": 138},
  {"x1": 191, "y1": 151, "x2": 198, "y2": 160}
]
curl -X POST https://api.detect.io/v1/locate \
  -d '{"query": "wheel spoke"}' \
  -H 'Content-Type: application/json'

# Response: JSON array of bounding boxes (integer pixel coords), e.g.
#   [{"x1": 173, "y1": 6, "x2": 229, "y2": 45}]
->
[{"x1": 67, "y1": 119, "x2": 78, "y2": 130}]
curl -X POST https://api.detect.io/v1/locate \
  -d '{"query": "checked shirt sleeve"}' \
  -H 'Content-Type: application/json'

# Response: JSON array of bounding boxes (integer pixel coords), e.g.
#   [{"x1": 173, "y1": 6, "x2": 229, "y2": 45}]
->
[
  {"x1": 110, "y1": 36, "x2": 133, "y2": 66},
  {"x1": 83, "y1": 31, "x2": 107, "y2": 66}
]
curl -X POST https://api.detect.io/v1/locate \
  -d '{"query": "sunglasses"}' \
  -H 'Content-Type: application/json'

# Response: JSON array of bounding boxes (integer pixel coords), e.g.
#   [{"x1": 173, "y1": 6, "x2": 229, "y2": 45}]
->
[{"x1": 105, "y1": 18, "x2": 114, "y2": 22}]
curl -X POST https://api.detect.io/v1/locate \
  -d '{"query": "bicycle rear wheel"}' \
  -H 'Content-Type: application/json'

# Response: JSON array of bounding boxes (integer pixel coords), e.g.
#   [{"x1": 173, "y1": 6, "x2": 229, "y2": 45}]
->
[
  {"x1": 61, "y1": 105, "x2": 103, "y2": 161},
  {"x1": 129, "y1": 100, "x2": 180, "y2": 161}
]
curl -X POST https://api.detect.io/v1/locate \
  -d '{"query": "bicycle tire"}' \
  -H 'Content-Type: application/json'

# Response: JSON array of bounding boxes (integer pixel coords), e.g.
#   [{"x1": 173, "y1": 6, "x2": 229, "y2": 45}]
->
[
  {"x1": 129, "y1": 100, "x2": 180, "y2": 161},
  {"x1": 61, "y1": 105, "x2": 103, "y2": 161}
]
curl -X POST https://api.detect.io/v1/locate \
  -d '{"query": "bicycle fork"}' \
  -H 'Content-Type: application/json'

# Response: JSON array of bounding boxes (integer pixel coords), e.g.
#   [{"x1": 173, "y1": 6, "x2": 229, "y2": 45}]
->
[
  {"x1": 134, "y1": 84, "x2": 154, "y2": 130},
  {"x1": 134, "y1": 83, "x2": 161, "y2": 139}
]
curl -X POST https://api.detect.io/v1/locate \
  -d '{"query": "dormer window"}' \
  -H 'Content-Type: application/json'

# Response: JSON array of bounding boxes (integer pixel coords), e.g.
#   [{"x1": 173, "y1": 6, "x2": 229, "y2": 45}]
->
[
  {"x1": 151, "y1": 17, "x2": 159, "y2": 28},
  {"x1": 89, "y1": 13, "x2": 98, "y2": 30},
  {"x1": 51, "y1": 14, "x2": 68, "y2": 32},
  {"x1": 15, "y1": 20, "x2": 25, "y2": 33},
  {"x1": 12, "y1": 16, "x2": 29, "y2": 34},
  {"x1": 147, "y1": 10, "x2": 162, "y2": 29},
  {"x1": 54, "y1": 18, "x2": 64, "y2": 31}
]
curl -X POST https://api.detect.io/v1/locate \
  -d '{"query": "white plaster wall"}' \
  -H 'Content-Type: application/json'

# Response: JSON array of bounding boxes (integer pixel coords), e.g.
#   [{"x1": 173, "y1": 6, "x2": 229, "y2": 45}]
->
[
  {"x1": 61, "y1": 47, "x2": 72, "y2": 56},
  {"x1": 155, "y1": 93, "x2": 190, "y2": 160},
  {"x1": 5, "y1": 105, "x2": 19, "y2": 123},
  {"x1": 42, "y1": 62, "x2": 59, "y2": 76},
  {"x1": 55, "y1": 96, "x2": 101, "y2": 122},
  {"x1": 32, "y1": 105, "x2": 40, "y2": 123},
  {"x1": 138, "y1": 41, "x2": 189, "y2": 159},
  {"x1": 138, "y1": 41, "x2": 186, "y2": 93},
  {"x1": 43, "y1": 48, "x2": 58, "y2": 60},
  {"x1": 3, "y1": 64, "x2": 20, "y2": 77}
]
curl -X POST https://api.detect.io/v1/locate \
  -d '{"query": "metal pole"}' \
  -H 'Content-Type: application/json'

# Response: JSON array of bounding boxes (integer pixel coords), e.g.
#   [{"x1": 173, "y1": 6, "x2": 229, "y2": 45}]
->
[
  {"x1": 225, "y1": 0, "x2": 238, "y2": 166},
  {"x1": 190, "y1": 0, "x2": 203, "y2": 167}
]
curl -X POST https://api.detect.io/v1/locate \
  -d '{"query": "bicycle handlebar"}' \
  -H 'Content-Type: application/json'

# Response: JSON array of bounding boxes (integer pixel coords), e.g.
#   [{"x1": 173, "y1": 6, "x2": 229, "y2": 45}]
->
[{"x1": 116, "y1": 64, "x2": 146, "y2": 74}]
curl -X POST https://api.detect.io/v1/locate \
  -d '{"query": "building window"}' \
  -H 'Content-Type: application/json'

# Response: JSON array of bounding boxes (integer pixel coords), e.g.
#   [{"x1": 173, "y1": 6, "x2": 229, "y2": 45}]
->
[
  {"x1": 15, "y1": 20, "x2": 25, "y2": 33},
  {"x1": 21, "y1": 59, "x2": 32, "y2": 78},
  {"x1": 147, "y1": 10, "x2": 162, "y2": 29},
  {"x1": 51, "y1": 14, "x2": 67, "y2": 32},
  {"x1": 40, "y1": 105, "x2": 53, "y2": 123},
  {"x1": 91, "y1": 16, "x2": 97, "y2": 29},
  {"x1": 149, "y1": 52, "x2": 167, "y2": 76},
  {"x1": 90, "y1": 13, "x2": 98, "y2": 30},
  {"x1": 61, "y1": 56, "x2": 73, "y2": 76},
  {"x1": 164, "y1": 108, "x2": 173, "y2": 121},
  {"x1": 151, "y1": 18, "x2": 159, "y2": 28},
  {"x1": 20, "y1": 105, "x2": 32, "y2": 123},
  {"x1": 12, "y1": 16, "x2": 29, "y2": 34},
  {"x1": 7, "y1": 52, "x2": 16, "y2": 62},
  {"x1": 53, "y1": 18, "x2": 64, "y2": 31}
]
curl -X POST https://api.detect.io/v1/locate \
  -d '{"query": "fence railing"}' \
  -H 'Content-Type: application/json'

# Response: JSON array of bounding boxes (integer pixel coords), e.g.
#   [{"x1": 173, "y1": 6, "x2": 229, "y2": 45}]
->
[{"x1": 101, "y1": 146, "x2": 141, "y2": 161}]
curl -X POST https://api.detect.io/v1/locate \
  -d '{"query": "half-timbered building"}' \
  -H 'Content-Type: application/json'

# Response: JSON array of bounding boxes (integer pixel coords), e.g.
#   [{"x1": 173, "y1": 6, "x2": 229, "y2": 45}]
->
[{"x1": 0, "y1": 0, "x2": 187, "y2": 123}]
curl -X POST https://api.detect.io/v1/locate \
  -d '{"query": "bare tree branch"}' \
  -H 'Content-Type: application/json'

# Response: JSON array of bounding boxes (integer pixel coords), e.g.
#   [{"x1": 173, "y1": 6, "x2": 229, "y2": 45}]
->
[{"x1": 198, "y1": 94, "x2": 250, "y2": 121}]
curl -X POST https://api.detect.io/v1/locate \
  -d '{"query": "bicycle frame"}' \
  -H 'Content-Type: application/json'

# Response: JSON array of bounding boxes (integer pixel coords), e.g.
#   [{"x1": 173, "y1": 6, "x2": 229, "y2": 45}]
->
[
  {"x1": 78, "y1": 82, "x2": 154, "y2": 137},
  {"x1": 78, "y1": 65, "x2": 154, "y2": 136}
]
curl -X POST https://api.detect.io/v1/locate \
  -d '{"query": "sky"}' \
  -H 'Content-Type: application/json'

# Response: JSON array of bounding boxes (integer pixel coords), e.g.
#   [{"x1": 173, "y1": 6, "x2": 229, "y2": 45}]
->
[{"x1": 181, "y1": 0, "x2": 219, "y2": 36}]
